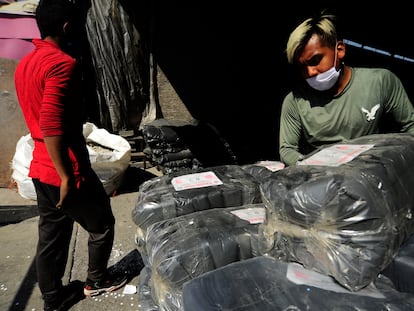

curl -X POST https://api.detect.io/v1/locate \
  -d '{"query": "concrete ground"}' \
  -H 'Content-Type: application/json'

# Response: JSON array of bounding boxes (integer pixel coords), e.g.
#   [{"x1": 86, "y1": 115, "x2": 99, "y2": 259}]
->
[{"x1": 0, "y1": 166, "x2": 161, "y2": 311}]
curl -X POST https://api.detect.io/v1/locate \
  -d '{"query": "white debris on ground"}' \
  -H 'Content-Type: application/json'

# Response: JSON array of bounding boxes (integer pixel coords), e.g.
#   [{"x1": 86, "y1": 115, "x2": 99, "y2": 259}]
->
[{"x1": 91, "y1": 289, "x2": 139, "y2": 310}]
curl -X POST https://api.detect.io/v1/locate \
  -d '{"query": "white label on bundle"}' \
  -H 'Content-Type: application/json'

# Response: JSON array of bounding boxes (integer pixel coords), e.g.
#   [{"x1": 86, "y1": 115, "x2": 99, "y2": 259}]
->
[
  {"x1": 255, "y1": 160, "x2": 285, "y2": 171},
  {"x1": 231, "y1": 207, "x2": 266, "y2": 224},
  {"x1": 171, "y1": 171, "x2": 223, "y2": 191},
  {"x1": 299, "y1": 144, "x2": 374, "y2": 166}
]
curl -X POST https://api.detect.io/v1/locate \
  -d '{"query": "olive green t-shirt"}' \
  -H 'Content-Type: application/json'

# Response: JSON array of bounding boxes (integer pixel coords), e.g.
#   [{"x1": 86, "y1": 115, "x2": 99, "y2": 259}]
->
[{"x1": 279, "y1": 67, "x2": 414, "y2": 166}]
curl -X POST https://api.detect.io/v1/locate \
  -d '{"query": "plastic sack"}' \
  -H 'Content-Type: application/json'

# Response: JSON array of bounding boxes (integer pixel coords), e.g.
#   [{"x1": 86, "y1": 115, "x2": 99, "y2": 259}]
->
[
  {"x1": 83, "y1": 122, "x2": 131, "y2": 195},
  {"x1": 11, "y1": 123, "x2": 131, "y2": 199},
  {"x1": 11, "y1": 134, "x2": 36, "y2": 200}
]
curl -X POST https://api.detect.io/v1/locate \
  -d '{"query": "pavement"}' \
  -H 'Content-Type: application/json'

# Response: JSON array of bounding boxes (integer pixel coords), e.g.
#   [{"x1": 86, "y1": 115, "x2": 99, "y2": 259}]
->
[{"x1": 0, "y1": 165, "x2": 162, "y2": 311}]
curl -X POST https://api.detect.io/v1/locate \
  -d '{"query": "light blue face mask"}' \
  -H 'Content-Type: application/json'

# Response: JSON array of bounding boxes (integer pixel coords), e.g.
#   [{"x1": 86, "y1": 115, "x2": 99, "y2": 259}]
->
[{"x1": 306, "y1": 45, "x2": 341, "y2": 91}]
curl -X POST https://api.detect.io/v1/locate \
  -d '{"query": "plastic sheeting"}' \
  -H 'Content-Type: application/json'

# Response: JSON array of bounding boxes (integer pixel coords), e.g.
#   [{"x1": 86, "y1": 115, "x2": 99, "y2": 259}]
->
[
  {"x1": 182, "y1": 256, "x2": 414, "y2": 311},
  {"x1": 258, "y1": 133, "x2": 414, "y2": 291},
  {"x1": 86, "y1": 0, "x2": 154, "y2": 132}
]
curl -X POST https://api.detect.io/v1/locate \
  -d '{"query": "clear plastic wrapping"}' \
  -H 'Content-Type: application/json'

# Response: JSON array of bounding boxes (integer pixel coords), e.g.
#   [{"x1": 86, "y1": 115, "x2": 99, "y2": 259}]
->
[
  {"x1": 383, "y1": 233, "x2": 414, "y2": 294},
  {"x1": 258, "y1": 133, "x2": 414, "y2": 291},
  {"x1": 139, "y1": 204, "x2": 264, "y2": 311},
  {"x1": 132, "y1": 164, "x2": 262, "y2": 257},
  {"x1": 182, "y1": 256, "x2": 414, "y2": 311}
]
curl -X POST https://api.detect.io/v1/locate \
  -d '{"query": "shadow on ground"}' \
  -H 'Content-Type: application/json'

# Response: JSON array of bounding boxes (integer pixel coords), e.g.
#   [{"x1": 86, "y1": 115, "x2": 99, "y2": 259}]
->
[
  {"x1": 115, "y1": 166, "x2": 158, "y2": 195},
  {"x1": 0, "y1": 166, "x2": 155, "y2": 227},
  {"x1": 108, "y1": 249, "x2": 145, "y2": 282}
]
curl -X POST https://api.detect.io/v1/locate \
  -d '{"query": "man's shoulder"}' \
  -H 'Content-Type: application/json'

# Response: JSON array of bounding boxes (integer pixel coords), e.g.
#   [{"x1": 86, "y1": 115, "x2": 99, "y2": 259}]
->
[
  {"x1": 49, "y1": 48, "x2": 76, "y2": 65},
  {"x1": 34, "y1": 40, "x2": 75, "y2": 65},
  {"x1": 353, "y1": 67, "x2": 393, "y2": 77},
  {"x1": 352, "y1": 67, "x2": 398, "y2": 87},
  {"x1": 283, "y1": 90, "x2": 299, "y2": 105}
]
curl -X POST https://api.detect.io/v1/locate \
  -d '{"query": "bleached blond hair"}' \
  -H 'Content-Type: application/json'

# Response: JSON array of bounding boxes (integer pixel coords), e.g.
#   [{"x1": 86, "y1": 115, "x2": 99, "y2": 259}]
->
[{"x1": 286, "y1": 13, "x2": 337, "y2": 64}]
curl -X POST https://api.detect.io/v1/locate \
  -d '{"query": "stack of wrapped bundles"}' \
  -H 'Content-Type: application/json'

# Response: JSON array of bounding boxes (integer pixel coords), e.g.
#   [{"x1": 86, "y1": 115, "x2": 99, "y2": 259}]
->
[
  {"x1": 138, "y1": 205, "x2": 265, "y2": 311},
  {"x1": 258, "y1": 133, "x2": 414, "y2": 291},
  {"x1": 131, "y1": 165, "x2": 262, "y2": 261},
  {"x1": 142, "y1": 118, "x2": 237, "y2": 174},
  {"x1": 142, "y1": 119, "x2": 201, "y2": 174},
  {"x1": 182, "y1": 256, "x2": 414, "y2": 310}
]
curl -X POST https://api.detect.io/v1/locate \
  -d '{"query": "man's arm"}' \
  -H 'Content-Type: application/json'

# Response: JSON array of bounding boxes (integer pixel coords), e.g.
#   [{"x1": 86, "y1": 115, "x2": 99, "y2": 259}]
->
[
  {"x1": 40, "y1": 59, "x2": 77, "y2": 208},
  {"x1": 383, "y1": 69, "x2": 414, "y2": 134},
  {"x1": 44, "y1": 135, "x2": 76, "y2": 208},
  {"x1": 279, "y1": 94, "x2": 304, "y2": 166}
]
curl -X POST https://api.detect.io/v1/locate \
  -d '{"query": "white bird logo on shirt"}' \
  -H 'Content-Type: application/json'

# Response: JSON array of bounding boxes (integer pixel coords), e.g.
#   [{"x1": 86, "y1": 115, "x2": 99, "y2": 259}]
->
[{"x1": 361, "y1": 104, "x2": 380, "y2": 121}]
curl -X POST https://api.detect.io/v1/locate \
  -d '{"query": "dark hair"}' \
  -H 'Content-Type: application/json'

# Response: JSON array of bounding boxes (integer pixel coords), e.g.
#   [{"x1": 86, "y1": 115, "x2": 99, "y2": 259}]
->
[{"x1": 35, "y1": 0, "x2": 77, "y2": 39}]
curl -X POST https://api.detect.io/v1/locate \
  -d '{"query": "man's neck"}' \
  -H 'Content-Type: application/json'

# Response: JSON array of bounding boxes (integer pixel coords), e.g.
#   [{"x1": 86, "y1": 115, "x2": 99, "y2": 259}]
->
[{"x1": 44, "y1": 36, "x2": 62, "y2": 48}]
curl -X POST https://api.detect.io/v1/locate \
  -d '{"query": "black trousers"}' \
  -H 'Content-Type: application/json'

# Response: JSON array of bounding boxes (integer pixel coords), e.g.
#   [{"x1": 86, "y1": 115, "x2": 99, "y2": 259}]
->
[{"x1": 32, "y1": 171, "x2": 115, "y2": 300}]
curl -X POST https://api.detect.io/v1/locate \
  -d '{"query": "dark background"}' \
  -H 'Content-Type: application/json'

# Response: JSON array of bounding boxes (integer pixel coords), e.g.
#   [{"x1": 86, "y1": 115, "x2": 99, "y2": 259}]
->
[{"x1": 119, "y1": 2, "x2": 414, "y2": 164}]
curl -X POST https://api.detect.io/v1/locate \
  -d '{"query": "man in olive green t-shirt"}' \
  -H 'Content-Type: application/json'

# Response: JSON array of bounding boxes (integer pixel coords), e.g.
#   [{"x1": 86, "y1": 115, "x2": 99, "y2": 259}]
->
[{"x1": 279, "y1": 13, "x2": 414, "y2": 166}]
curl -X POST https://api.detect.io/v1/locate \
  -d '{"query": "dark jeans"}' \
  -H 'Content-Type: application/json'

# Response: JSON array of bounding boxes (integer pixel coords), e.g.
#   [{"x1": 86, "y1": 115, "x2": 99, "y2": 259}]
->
[{"x1": 32, "y1": 172, "x2": 115, "y2": 300}]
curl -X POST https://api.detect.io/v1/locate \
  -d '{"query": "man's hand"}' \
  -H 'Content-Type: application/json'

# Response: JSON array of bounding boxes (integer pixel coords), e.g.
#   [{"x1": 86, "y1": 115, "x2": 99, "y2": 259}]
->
[{"x1": 56, "y1": 177, "x2": 76, "y2": 209}]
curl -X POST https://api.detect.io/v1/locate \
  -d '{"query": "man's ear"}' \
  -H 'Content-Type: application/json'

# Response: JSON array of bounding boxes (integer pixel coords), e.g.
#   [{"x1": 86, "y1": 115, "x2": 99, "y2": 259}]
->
[
  {"x1": 337, "y1": 40, "x2": 346, "y2": 58},
  {"x1": 63, "y1": 21, "x2": 71, "y2": 35}
]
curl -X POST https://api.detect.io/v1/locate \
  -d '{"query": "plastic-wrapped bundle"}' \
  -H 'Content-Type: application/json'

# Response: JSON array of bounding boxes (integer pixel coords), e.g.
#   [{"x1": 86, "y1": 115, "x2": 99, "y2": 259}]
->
[
  {"x1": 132, "y1": 165, "x2": 261, "y2": 228},
  {"x1": 137, "y1": 266, "x2": 159, "y2": 311},
  {"x1": 149, "y1": 149, "x2": 194, "y2": 166},
  {"x1": 182, "y1": 256, "x2": 414, "y2": 311},
  {"x1": 143, "y1": 119, "x2": 193, "y2": 148},
  {"x1": 241, "y1": 160, "x2": 285, "y2": 183},
  {"x1": 145, "y1": 204, "x2": 264, "y2": 311},
  {"x1": 143, "y1": 146, "x2": 201, "y2": 175},
  {"x1": 143, "y1": 119, "x2": 200, "y2": 173},
  {"x1": 132, "y1": 164, "x2": 262, "y2": 256},
  {"x1": 382, "y1": 233, "x2": 414, "y2": 294},
  {"x1": 142, "y1": 118, "x2": 238, "y2": 172},
  {"x1": 258, "y1": 133, "x2": 414, "y2": 291},
  {"x1": 162, "y1": 158, "x2": 202, "y2": 175}
]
